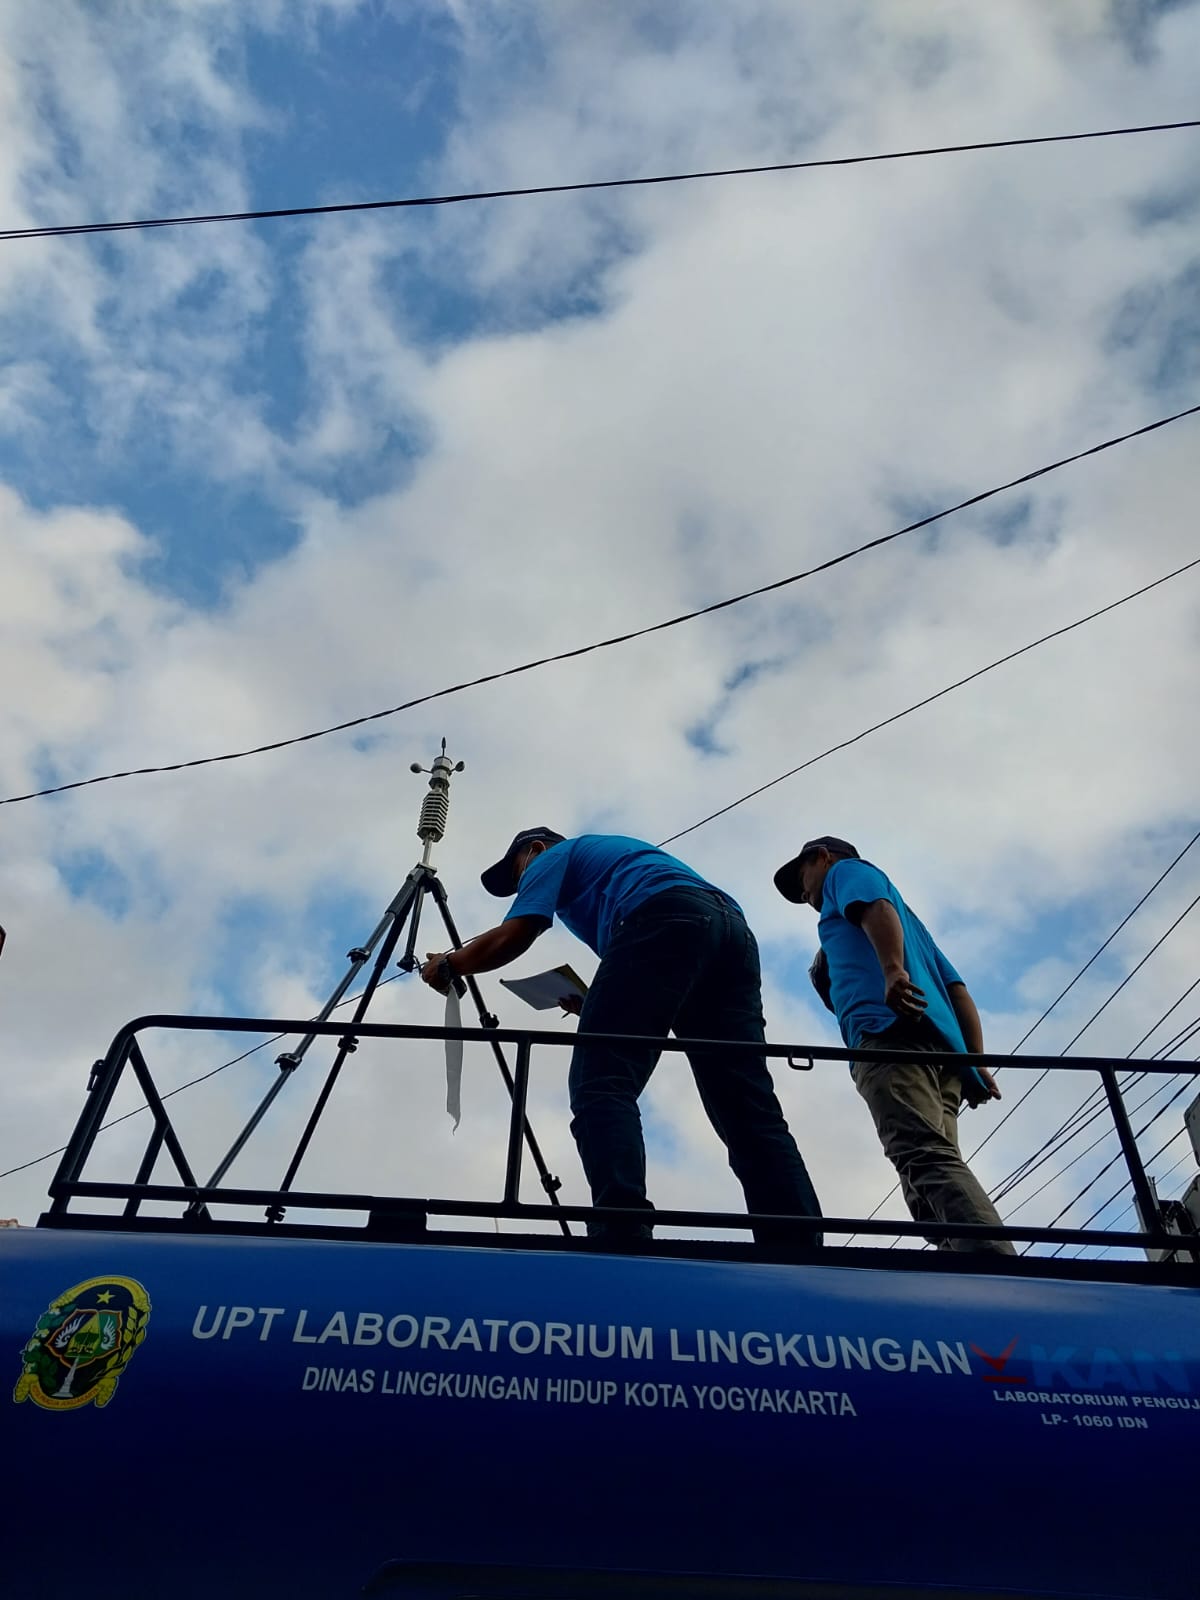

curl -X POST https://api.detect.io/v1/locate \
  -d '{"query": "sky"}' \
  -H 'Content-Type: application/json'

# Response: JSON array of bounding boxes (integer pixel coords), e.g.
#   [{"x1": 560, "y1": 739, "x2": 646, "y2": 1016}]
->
[{"x1": 1, "y1": 0, "x2": 1199, "y2": 1254}]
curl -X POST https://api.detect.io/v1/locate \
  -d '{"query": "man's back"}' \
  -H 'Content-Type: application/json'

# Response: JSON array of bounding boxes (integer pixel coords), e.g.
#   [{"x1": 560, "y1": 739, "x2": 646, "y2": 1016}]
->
[
  {"x1": 508, "y1": 834, "x2": 728, "y2": 955},
  {"x1": 818, "y1": 857, "x2": 966, "y2": 1054}
]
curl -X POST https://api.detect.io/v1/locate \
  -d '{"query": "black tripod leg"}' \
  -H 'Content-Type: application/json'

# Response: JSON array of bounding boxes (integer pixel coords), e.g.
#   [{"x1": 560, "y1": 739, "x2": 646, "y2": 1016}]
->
[
  {"x1": 268, "y1": 877, "x2": 421, "y2": 1219},
  {"x1": 395, "y1": 884, "x2": 426, "y2": 974},
  {"x1": 202, "y1": 868, "x2": 427, "y2": 1195},
  {"x1": 427, "y1": 876, "x2": 571, "y2": 1237}
]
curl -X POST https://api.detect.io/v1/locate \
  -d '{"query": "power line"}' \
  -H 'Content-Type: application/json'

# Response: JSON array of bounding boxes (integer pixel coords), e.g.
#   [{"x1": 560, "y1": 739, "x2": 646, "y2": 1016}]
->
[
  {"x1": 951, "y1": 848, "x2": 1200, "y2": 1178},
  {"x1": 1001, "y1": 1071, "x2": 1190, "y2": 1219},
  {"x1": 1031, "y1": 1073, "x2": 1198, "y2": 1256},
  {"x1": 992, "y1": 1075, "x2": 1135, "y2": 1206},
  {"x1": 1055, "y1": 890, "x2": 1200, "y2": 1054},
  {"x1": 0, "y1": 971, "x2": 405, "y2": 1185},
  {"x1": 982, "y1": 896, "x2": 1200, "y2": 1228},
  {"x1": 1009, "y1": 834, "x2": 1200, "y2": 1055},
  {"x1": 989, "y1": 980, "x2": 1200, "y2": 1205},
  {"x1": 3, "y1": 120, "x2": 1198, "y2": 244},
  {"x1": 1093, "y1": 1144, "x2": 1197, "y2": 1258},
  {"x1": 1049, "y1": 1115, "x2": 1195, "y2": 1259},
  {"x1": 1152, "y1": 1011, "x2": 1200, "y2": 1060},
  {"x1": 1127, "y1": 975, "x2": 1200, "y2": 1056},
  {"x1": 659, "y1": 554, "x2": 1200, "y2": 848},
  {"x1": 4, "y1": 402, "x2": 1198, "y2": 808},
  {"x1": 996, "y1": 998, "x2": 1200, "y2": 1208}
]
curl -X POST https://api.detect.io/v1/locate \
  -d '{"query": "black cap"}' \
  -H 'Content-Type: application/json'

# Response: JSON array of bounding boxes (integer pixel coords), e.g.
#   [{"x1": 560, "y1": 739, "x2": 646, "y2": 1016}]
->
[
  {"x1": 773, "y1": 836, "x2": 860, "y2": 903},
  {"x1": 481, "y1": 828, "x2": 566, "y2": 897}
]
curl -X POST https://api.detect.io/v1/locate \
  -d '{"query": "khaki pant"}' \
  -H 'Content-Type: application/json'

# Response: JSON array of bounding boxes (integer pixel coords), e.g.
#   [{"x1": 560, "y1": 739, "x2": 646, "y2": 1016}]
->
[{"x1": 853, "y1": 1037, "x2": 1015, "y2": 1256}]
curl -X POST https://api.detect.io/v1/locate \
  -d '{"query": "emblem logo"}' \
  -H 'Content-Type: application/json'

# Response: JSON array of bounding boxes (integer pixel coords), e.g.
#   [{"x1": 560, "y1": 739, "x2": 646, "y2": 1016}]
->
[
  {"x1": 970, "y1": 1336, "x2": 1027, "y2": 1385},
  {"x1": 13, "y1": 1275, "x2": 151, "y2": 1411}
]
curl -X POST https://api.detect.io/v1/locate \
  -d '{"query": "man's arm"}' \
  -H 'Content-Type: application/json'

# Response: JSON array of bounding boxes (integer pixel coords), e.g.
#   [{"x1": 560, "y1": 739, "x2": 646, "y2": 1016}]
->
[
  {"x1": 420, "y1": 917, "x2": 546, "y2": 990},
  {"x1": 855, "y1": 899, "x2": 926, "y2": 1019},
  {"x1": 948, "y1": 982, "x2": 1001, "y2": 1100}
]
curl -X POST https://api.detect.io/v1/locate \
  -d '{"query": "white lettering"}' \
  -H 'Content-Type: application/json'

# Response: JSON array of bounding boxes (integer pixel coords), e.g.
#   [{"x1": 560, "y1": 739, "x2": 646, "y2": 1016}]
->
[
  {"x1": 622, "y1": 1326, "x2": 653, "y2": 1360},
  {"x1": 192, "y1": 1305, "x2": 224, "y2": 1340},
  {"x1": 222, "y1": 1306, "x2": 256, "y2": 1340},
  {"x1": 937, "y1": 1341, "x2": 971, "y2": 1376},
  {"x1": 775, "y1": 1333, "x2": 807, "y2": 1367},
  {"x1": 910, "y1": 1340, "x2": 942, "y2": 1374},
  {"x1": 318, "y1": 1311, "x2": 350, "y2": 1345},
  {"x1": 421, "y1": 1316, "x2": 451, "y2": 1351},
  {"x1": 741, "y1": 1332, "x2": 773, "y2": 1366},
  {"x1": 258, "y1": 1308, "x2": 285, "y2": 1342},
  {"x1": 871, "y1": 1337, "x2": 906, "y2": 1372},
  {"x1": 544, "y1": 1322, "x2": 573, "y2": 1357},
  {"x1": 670, "y1": 1328, "x2": 696, "y2": 1363},
  {"x1": 354, "y1": 1313, "x2": 383, "y2": 1346}
]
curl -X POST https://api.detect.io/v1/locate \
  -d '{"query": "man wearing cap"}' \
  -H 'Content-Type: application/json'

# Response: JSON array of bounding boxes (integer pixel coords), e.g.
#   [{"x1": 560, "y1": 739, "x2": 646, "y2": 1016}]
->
[
  {"x1": 421, "y1": 830, "x2": 822, "y2": 1243},
  {"x1": 774, "y1": 837, "x2": 1013, "y2": 1255}
]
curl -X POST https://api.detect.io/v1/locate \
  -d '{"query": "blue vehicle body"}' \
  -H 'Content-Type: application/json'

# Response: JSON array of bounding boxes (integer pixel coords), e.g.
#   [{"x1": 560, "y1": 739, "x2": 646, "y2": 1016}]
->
[{"x1": 3, "y1": 1223, "x2": 1196, "y2": 1600}]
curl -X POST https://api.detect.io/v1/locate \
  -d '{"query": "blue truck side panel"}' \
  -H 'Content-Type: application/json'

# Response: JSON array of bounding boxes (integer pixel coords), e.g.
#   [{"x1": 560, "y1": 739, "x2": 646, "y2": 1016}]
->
[{"x1": 2, "y1": 1227, "x2": 1195, "y2": 1599}]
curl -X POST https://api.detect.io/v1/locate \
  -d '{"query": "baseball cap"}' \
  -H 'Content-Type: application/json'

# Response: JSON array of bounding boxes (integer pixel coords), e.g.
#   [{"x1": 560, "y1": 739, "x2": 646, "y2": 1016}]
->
[
  {"x1": 481, "y1": 828, "x2": 566, "y2": 897},
  {"x1": 773, "y1": 836, "x2": 860, "y2": 903}
]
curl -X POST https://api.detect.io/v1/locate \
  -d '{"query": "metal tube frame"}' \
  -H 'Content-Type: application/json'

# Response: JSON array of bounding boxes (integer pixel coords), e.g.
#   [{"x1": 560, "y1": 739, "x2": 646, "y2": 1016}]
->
[{"x1": 41, "y1": 1011, "x2": 1200, "y2": 1262}]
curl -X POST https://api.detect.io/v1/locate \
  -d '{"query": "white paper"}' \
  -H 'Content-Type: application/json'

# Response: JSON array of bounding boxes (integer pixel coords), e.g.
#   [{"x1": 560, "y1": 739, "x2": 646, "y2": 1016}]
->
[
  {"x1": 498, "y1": 965, "x2": 588, "y2": 1012},
  {"x1": 444, "y1": 986, "x2": 462, "y2": 1131}
]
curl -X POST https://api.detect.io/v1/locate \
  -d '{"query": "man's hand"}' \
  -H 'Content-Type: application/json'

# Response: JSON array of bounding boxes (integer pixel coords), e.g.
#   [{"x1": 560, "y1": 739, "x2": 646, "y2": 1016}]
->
[
  {"x1": 558, "y1": 993, "x2": 583, "y2": 1017},
  {"x1": 974, "y1": 1066, "x2": 1002, "y2": 1101},
  {"x1": 883, "y1": 964, "x2": 927, "y2": 1019},
  {"x1": 420, "y1": 952, "x2": 454, "y2": 993}
]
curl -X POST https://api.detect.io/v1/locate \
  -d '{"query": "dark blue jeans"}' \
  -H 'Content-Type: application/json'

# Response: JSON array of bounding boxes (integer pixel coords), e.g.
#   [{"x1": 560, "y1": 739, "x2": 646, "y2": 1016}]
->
[{"x1": 569, "y1": 885, "x2": 823, "y2": 1244}]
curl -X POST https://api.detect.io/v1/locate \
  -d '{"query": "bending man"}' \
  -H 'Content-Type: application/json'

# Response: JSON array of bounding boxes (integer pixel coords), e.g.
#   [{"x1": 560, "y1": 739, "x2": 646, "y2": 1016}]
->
[
  {"x1": 774, "y1": 836, "x2": 1014, "y2": 1256},
  {"x1": 421, "y1": 829, "x2": 822, "y2": 1244}
]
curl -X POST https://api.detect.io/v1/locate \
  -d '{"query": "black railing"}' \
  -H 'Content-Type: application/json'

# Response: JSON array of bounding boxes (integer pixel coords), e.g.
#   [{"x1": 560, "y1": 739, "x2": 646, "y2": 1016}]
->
[{"x1": 42, "y1": 1012, "x2": 1200, "y2": 1263}]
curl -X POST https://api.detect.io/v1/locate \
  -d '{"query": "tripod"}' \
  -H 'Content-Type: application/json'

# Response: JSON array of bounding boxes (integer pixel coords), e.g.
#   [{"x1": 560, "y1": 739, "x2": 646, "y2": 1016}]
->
[{"x1": 198, "y1": 743, "x2": 569, "y2": 1234}]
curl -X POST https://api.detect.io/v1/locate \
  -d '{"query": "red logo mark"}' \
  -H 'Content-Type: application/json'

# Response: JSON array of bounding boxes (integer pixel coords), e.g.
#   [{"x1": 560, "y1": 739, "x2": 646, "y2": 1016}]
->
[{"x1": 970, "y1": 1337, "x2": 1027, "y2": 1384}]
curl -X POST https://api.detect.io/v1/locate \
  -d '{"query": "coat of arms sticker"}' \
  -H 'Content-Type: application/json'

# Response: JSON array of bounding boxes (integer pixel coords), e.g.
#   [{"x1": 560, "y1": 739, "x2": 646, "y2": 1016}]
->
[{"x1": 13, "y1": 1275, "x2": 151, "y2": 1411}]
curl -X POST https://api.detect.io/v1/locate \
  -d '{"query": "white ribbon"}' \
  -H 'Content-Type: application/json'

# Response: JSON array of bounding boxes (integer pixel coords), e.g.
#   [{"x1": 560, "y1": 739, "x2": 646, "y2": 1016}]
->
[{"x1": 444, "y1": 986, "x2": 463, "y2": 1132}]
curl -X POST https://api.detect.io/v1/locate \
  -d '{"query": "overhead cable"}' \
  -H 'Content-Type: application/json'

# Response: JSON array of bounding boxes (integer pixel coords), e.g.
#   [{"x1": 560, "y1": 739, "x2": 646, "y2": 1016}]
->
[
  {"x1": 658, "y1": 555, "x2": 1200, "y2": 848},
  {"x1": 1093, "y1": 1146, "x2": 1197, "y2": 1258},
  {"x1": 952, "y1": 842, "x2": 1200, "y2": 1181},
  {"x1": 1000, "y1": 1071, "x2": 1191, "y2": 1219},
  {"x1": 3, "y1": 403, "x2": 1198, "y2": 809},
  {"x1": 0, "y1": 971, "x2": 404, "y2": 1184},
  {"x1": 1049, "y1": 1116, "x2": 1195, "y2": 1260},
  {"x1": 1028, "y1": 1074, "x2": 1198, "y2": 1256},
  {"x1": 993, "y1": 991, "x2": 1200, "y2": 1211},
  {"x1": 1055, "y1": 890, "x2": 1200, "y2": 1055},
  {"x1": 1007, "y1": 831, "x2": 1200, "y2": 1056},
  {"x1": 1127, "y1": 975, "x2": 1200, "y2": 1056},
  {"x1": 3, "y1": 120, "x2": 1199, "y2": 244}
]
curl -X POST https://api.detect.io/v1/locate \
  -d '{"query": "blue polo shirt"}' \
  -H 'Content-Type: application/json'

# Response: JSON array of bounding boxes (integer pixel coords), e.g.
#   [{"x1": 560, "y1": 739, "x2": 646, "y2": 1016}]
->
[
  {"x1": 504, "y1": 835, "x2": 729, "y2": 956},
  {"x1": 819, "y1": 858, "x2": 967, "y2": 1056}
]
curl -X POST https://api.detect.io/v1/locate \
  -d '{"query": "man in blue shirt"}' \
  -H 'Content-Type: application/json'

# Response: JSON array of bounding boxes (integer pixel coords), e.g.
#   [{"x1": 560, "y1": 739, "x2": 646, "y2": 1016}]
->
[
  {"x1": 421, "y1": 829, "x2": 822, "y2": 1244},
  {"x1": 774, "y1": 835, "x2": 1013, "y2": 1255}
]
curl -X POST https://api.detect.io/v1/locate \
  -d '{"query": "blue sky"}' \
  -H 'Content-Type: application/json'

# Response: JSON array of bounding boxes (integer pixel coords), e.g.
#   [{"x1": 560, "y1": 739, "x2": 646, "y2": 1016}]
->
[{"x1": 0, "y1": 0, "x2": 1198, "y2": 1250}]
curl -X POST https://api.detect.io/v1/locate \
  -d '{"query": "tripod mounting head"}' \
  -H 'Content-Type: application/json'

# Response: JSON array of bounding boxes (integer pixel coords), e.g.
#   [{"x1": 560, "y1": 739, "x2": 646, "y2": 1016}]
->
[{"x1": 411, "y1": 739, "x2": 465, "y2": 851}]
